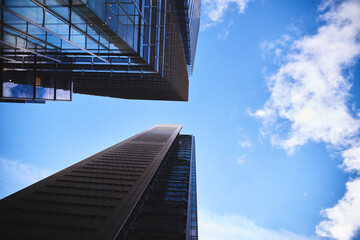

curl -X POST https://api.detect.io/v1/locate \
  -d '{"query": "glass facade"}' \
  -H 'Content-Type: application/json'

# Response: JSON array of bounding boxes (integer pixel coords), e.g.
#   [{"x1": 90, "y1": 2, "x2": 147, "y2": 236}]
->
[
  {"x1": 120, "y1": 134, "x2": 198, "y2": 239},
  {"x1": 176, "y1": 0, "x2": 200, "y2": 73},
  {"x1": 0, "y1": 0, "x2": 200, "y2": 103},
  {"x1": 187, "y1": 136, "x2": 198, "y2": 239}
]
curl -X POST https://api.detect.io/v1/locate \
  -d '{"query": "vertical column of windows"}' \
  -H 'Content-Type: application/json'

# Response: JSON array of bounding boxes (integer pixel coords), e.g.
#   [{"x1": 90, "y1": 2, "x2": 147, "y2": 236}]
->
[
  {"x1": 188, "y1": 136, "x2": 198, "y2": 239},
  {"x1": 122, "y1": 135, "x2": 195, "y2": 239}
]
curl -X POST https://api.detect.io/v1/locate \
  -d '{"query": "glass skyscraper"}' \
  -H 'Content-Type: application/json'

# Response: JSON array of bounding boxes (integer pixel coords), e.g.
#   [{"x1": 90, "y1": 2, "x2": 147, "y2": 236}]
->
[
  {"x1": 0, "y1": 125, "x2": 198, "y2": 240},
  {"x1": 0, "y1": 0, "x2": 200, "y2": 103}
]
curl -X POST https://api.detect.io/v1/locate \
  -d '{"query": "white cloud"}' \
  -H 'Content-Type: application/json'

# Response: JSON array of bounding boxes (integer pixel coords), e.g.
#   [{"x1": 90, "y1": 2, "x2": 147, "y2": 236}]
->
[
  {"x1": 238, "y1": 139, "x2": 252, "y2": 148},
  {"x1": 2, "y1": 82, "x2": 18, "y2": 97},
  {"x1": 261, "y1": 34, "x2": 292, "y2": 60},
  {"x1": 202, "y1": 0, "x2": 252, "y2": 29},
  {"x1": 253, "y1": 0, "x2": 360, "y2": 152},
  {"x1": 252, "y1": 0, "x2": 360, "y2": 239},
  {"x1": 0, "y1": 156, "x2": 53, "y2": 199},
  {"x1": 199, "y1": 208, "x2": 318, "y2": 240},
  {"x1": 237, "y1": 155, "x2": 246, "y2": 164},
  {"x1": 316, "y1": 178, "x2": 360, "y2": 240},
  {"x1": 341, "y1": 145, "x2": 360, "y2": 173}
]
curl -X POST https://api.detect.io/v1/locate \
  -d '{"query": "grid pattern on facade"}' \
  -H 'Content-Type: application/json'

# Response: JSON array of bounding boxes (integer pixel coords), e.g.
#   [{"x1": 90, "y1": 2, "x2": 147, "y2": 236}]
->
[
  {"x1": 0, "y1": 125, "x2": 182, "y2": 240},
  {"x1": 187, "y1": 135, "x2": 198, "y2": 239},
  {"x1": 0, "y1": 0, "x2": 199, "y2": 102},
  {"x1": 116, "y1": 134, "x2": 197, "y2": 240},
  {"x1": 175, "y1": 0, "x2": 200, "y2": 73}
]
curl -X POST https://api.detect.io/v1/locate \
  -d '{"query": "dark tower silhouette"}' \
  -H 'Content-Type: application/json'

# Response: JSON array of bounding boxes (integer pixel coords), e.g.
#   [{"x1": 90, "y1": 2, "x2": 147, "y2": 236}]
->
[{"x1": 0, "y1": 124, "x2": 198, "y2": 240}]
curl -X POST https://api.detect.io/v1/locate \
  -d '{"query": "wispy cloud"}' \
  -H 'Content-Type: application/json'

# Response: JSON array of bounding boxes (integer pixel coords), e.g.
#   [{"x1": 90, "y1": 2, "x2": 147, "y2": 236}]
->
[
  {"x1": 261, "y1": 34, "x2": 293, "y2": 61},
  {"x1": 218, "y1": 20, "x2": 234, "y2": 40},
  {"x1": 238, "y1": 139, "x2": 252, "y2": 148},
  {"x1": 199, "y1": 207, "x2": 318, "y2": 240},
  {"x1": 202, "y1": 0, "x2": 252, "y2": 30},
  {"x1": 252, "y1": 0, "x2": 360, "y2": 239},
  {"x1": 237, "y1": 155, "x2": 246, "y2": 164},
  {"x1": 0, "y1": 156, "x2": 53, "y2": 199}
]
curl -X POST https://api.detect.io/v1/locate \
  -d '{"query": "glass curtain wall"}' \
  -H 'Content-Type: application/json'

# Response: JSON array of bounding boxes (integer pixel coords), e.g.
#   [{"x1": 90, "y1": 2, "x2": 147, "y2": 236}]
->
[
  {"x1": 1, "y1": 0, "x2": 196, "y2": 102},
  {"x1": 117, "y1": 134, "x2": 198, "y2": 240}
]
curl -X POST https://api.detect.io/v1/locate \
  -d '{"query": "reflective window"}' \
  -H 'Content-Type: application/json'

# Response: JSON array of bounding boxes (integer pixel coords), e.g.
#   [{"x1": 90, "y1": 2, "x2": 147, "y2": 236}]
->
[
  {"x1": 56, "y1": 79, "x2": 71, "y2": 100},
  {"x1": 36, "y1": 75, "x2": 55, "y2": 100},
  {"x1": 2, "y1": 71, "x2": 34, "y2": 99}
]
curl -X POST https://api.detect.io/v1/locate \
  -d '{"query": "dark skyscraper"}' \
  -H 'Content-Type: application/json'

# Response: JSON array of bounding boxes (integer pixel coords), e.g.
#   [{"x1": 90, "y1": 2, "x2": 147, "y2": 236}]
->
[
  {"x1": 0, "y1": 125, "x2": 198, "y2": 240},
  {"x1": 0, "y1": 0, "x2": 201, "y2": 103}
]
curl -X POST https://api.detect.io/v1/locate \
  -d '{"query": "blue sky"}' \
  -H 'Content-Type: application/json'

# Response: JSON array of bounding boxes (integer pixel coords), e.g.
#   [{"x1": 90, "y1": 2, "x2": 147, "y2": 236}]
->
[{"x1": 1, "y1": 0, "x2": 360, "y2": 239}]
